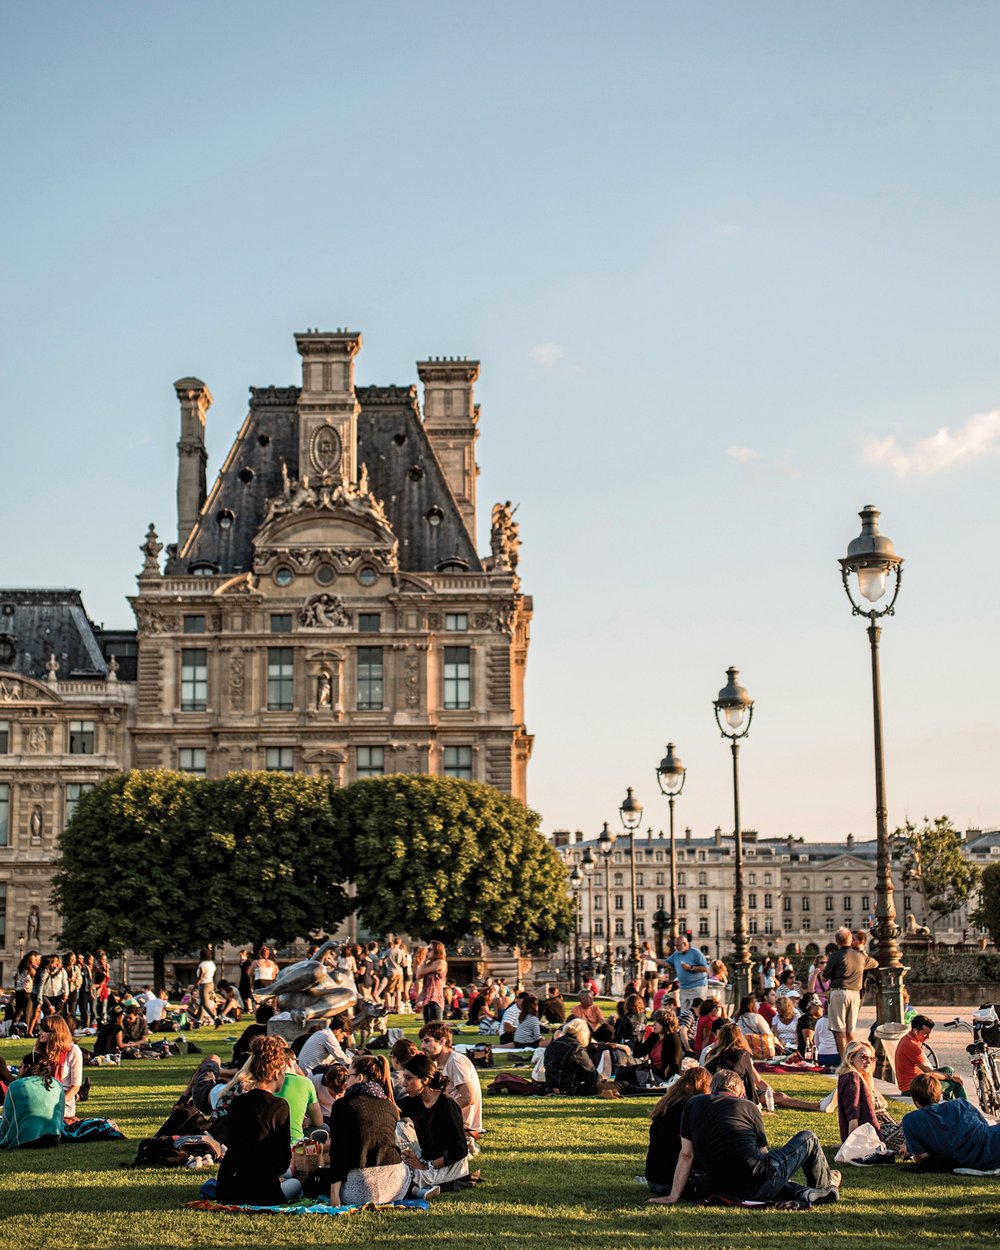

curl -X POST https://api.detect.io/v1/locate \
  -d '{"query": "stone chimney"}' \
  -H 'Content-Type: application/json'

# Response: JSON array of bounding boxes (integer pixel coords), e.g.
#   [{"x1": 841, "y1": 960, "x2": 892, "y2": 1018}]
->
[
  {"x1": 416, "y1": 357, "x2": 480, "y2": 536},
  {"x1": 574, "y1": 829, "x2": 584, "y2": 843},
  {"x1": 295, "y1": 329, "x2": 362, "y2": 486},
  {"x1": 552, "y1": 829, "x2": 571, "y2": 848},
  {"x1": 174, "y1": 378, "x2": 211, "y2": 552},
  {"x1": 847, "y1": 832, "x2": 855, "y2": 851}
]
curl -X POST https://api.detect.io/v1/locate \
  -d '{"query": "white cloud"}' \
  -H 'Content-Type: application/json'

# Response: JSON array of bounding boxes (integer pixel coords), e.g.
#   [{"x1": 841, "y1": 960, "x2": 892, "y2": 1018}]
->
[
  {"x1": 861, "y1": 409, "x2": 1000, "y2": 477},
  {"x1": 528, "y1": 342, "x2": 568, "y2": 367},
  {"x1": 714, "y1": 223, "x2": 739, "y2": 238},
  {"x1": 727, "y1": 445, "x2": 761, "y2": 463}
]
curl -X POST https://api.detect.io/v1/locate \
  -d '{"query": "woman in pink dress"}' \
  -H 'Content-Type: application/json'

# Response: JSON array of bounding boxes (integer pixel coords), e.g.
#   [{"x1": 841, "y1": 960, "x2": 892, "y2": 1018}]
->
[{"x1": 413, "y1": 941, "x2": 447, "y2": 1024}]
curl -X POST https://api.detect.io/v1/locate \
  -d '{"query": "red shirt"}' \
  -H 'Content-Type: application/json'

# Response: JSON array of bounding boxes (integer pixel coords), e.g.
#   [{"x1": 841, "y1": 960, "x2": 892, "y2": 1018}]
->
[
  {"x1": 758, "y1": 1002, "x2": 777, "y2": 1026},
  {"x1": 893, "y1": 1032, "x2": 926, "y2": 1092}
]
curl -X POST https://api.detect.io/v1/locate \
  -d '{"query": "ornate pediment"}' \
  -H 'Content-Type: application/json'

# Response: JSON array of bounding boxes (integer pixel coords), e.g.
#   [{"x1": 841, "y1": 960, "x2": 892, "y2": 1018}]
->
[
  {"x1": 253, "y1": 471, "x2": 399, "y2": 573},
  {"x1": 0, "y1": 672, "x2": 62, "y2": 704}
]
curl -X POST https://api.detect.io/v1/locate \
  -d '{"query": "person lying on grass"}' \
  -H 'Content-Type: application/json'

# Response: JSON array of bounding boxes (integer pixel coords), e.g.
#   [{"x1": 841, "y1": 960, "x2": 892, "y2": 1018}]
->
[
  {"x1": 901, "y1": 1073, "x2": 1000, "y2": 1172},
  {"x1": 649, "y1": 1067, "x2": 841, "y2": 1207},
  {"x1": 703, "y1": 1022, "x2": 822, "y2": 1111}
]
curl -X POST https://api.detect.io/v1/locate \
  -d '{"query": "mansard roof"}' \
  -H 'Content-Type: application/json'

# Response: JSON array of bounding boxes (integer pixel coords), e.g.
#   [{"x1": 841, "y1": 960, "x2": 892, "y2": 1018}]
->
[
  {"x1": 0, "y1": 588, "x2": 111, "y2": 680},
  {"x1": 168, "y1": 383, "x2": 482, "y2": 577}
]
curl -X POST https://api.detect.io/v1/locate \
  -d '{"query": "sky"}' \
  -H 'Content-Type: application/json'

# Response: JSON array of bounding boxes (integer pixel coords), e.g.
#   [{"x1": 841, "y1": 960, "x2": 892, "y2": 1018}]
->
[{"x1": 2, "y1": 2, "x2": 998, "y2": 842}]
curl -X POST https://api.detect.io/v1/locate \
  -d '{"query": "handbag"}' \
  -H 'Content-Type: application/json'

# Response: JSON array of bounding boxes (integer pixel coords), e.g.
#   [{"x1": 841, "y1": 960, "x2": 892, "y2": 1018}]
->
[
  {"x1": 77, "y1": 1075, "x2": 92, "y2": 1103},
  {"x1": 835, "y1": 1122, "x2": 888, "y2": 1164}
]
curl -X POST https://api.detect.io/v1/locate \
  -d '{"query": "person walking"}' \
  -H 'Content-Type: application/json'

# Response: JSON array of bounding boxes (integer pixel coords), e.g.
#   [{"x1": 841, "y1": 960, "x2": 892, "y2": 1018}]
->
[{"x1": 825, "y1": 927, "x2": 878, "y2": 1059}]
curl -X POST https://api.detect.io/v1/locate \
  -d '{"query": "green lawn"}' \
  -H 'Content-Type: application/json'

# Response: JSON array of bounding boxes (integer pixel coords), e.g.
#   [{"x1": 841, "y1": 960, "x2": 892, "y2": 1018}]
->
[{"x1": 0, "y1": 1021, "x2": 995, "y2": 1249}]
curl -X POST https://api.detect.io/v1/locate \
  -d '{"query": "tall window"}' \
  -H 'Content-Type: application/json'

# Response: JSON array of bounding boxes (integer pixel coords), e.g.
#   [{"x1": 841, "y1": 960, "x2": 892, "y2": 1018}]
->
[
  {"x1": 69, "y1": 720, "x2": 95, "y2": 754},
  {"x1": 181, "y1": 649, "x2": 208, "y2": 712},
  {"x1": 862, "y1": 895, "x2": 870, "y2": 911},
  {"x1": 357, "y1": 746, "x2": 384, "y2": 778},
  {"x1": 267, "y1": 648, "x2": 294, "y2": 711},
  {"x1": 764, "y1": 917, "x2": 774, "y2": 935},
  {"x1": 357, "y1": 647, "x2": 384, "y2": 710},
  {"x1": 636, "y1": 894, "x2": 645, "y2": 910},
  {"x1": 0, "y1": 783, "x2": 9, "y2": 847},
  {"x1": 65, "y1": 782, "x2": 95, "y2": 825},
  {"x1": 698, "y1": 917, "x2": 710, "y2": 936},
  {"x1": 783, "y1": 897, "x2": 792, "y2": 912},
  {"x1": 443, "y1": 646, "x2": 470, "y2": 709},
  {"x1": 594, "y1": 920, "x2": 604, "y2": 936},
  {"x1": 824, "y1": 896, "x2": 834, "y2": 912},
  {"x1": 0, "y1": 721, "x2": 8, "y2": 753},
  {"x1": 748, "y1": 893, "x2": 757, "y2": 909},
  {"x1": 677, "y1": 893, "x2": 686, "y2": 909},
  {"x1": 614, "y1": 920, "x2": 625, "y2": 937},
  {"x1": 183, "y1": 614, "x2": 206, "y2": 634},
  {"x1": 265, "y1": 747, "x2": 294, "y2": 773},
  {"x1": 699, "y1": 893, "x2": 708, "y2": 909},
  {"x1": 843, "y1": 896, "x2": 852, "y2": 910},
  {"x1": 443, "y1": 745, "x2": 473, "y2": 780},
  {"x1": 764, "y1": 893, "x2": 773, "y2": 909},
  {"x1": 802, "y1": 897, "x2": 811, "y2": 912},
  {"x1": 0, "y1": 882, "x2": 6, "y2": 947},
  {"x1": 614, "y1": 894, "x2": 624, "y2": 911},
  {"x1": 178, "y1": 748, "x2": 207, "y2": 775}
]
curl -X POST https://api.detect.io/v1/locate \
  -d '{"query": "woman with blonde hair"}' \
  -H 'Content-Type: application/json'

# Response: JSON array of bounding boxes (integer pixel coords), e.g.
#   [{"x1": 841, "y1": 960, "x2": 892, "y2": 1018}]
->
[
  {"x1": 543, "y1": 1017, "x2": 600, "y2": 1095},
  {"x1": 645, "y1": 1066, "x2": 711, "y2": 1199},
  {"x1": 705, "y1": 1022, "x2": 821, "y2": 1111},
  {"x1": 328, "y1": 1053, "x2": 410, "y2": 1207},
  {"x1": 216, "y1": 1036, "x2": 300, "y2": 1205},
  {"x1": 836, "y1": 1040, "x2": 905, "y2": 1154},
  {"x1": 36, "y1": 1013, "x2": 83, "y2": 1120}
]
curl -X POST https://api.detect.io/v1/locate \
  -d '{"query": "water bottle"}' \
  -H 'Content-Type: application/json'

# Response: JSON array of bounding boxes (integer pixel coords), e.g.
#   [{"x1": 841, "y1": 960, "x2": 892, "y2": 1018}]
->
[{"x1": 763, "y1": 1085, "x2": 775, "y2": 1112}]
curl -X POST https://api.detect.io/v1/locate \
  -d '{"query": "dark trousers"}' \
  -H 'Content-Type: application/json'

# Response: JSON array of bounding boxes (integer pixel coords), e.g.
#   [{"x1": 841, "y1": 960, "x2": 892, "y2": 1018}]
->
[
  {"x1": 749, "y1": 1130, "x2": 835, "y2": 1202},
  {"x1": 422, "y1": 1002, "x2": 443, "y2": 1024}
]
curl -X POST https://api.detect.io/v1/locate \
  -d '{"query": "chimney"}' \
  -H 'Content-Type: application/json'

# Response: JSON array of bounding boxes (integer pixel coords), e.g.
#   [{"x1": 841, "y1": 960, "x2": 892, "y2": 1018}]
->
[
  {"x1": 416, "y1": 357, "x2": 480, "y2": 537},
  {"x1": 847, "y1": 832, "x2": 855, "y2": 851},
  {"x1": 294, "y1": 329, "x2": 362, "y2": 486},
  {"x1": 574, "y1": 829, "x2": 583, "y2": 843},
  {"x1": 685, "y1": 827, "x2": 692, "y2": 843},
  {"x1": 552, "y1": 829, "x2": 571, "y2": 848},
  {"x1": 174, "y1": 378, "x2": 211, "y2": 552},
  {"x1": 714, "y1": 827, "x2": 722, "y2": 846}
]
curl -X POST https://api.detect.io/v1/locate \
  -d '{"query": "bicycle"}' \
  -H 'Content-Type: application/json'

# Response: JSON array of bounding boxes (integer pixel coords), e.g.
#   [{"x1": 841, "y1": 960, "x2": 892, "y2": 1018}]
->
[{"x1": 943, "y1": 1004, "x2": 1000, "y2": 1115}]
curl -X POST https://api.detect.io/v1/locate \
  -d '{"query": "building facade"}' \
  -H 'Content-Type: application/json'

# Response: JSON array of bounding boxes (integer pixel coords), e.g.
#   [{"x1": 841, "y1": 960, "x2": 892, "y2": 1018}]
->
[{"x1": 0, "y1": 327, "x2": 533, "y2": 980}]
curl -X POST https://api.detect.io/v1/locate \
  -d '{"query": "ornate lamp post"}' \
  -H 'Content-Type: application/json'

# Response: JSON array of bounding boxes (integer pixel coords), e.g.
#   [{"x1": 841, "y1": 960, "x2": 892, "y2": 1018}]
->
[
  {"x1": 655, "y1": 743, "x2": 686, "y2": 943},
  {"x1": 619, "y1": 786, "x2": 643, "y2": 984},
  {"x1": 580, "y1": 847, "x2": 595, "y2": 970},
  {"x1": 714, "y1": 667, "x2": 754, "y2": 1002},
  {"x1": 839, "y1": 504, "x2": 905, "y2": 1025},
  {"x1": 569, "y1": 864, "x2": 583, "y2": 992},
  {"x1": 597, "y1": 821, "x2": 616, "y2": 992},
  {"x1": 652, "y1": 908, "x2": 671, "y2": 959}
]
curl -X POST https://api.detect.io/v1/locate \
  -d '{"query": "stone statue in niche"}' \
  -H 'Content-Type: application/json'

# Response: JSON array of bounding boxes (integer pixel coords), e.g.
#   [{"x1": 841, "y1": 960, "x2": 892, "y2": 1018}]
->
[
  {"x1": 27, "y1": 905, "x2": 40, "y2": 943},
  {"x1": 316, "y1": 670, "x2": 332, "y2": 708},
  {"x1": 30, "y1": 806, "x2": 43, "y2": 842},
  {"x1": 27, "y1": 726, "x2": 46, "y2": 754}
]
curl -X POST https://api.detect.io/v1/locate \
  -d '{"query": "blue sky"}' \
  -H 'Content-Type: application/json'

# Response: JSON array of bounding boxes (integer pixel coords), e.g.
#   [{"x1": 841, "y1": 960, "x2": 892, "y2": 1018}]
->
[{"x1": 3, "y1": 2, "x2": 998, "y2": 840}]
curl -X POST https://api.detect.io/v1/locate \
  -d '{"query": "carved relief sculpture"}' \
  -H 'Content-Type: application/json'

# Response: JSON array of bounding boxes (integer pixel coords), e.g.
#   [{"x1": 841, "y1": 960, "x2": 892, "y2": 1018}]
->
[
  {"x1": 229, "y1": 654, "x2": 246, "y2": 711},
  {"x1": 300, "y1": 594, "x2": 351, "y2": 629}
]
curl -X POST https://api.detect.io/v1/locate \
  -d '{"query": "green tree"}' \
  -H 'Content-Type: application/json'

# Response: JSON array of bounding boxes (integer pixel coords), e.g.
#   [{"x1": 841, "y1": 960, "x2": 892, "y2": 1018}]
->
[
  {"x1": 52, "y1": 770, "x2": 222, "y2": 989},
  {"x1": 892, "y1": 815, "x2": 980, "y2": 932},
  {"x1": 53, "y1": 770, "x2": 351, "y2": 987},
  {"x1": 970, "y1": 863, "x2": 1000, "y2": 946},
  {"x1": 340, "y1": 774, "x2": 574, "y2": 949}
]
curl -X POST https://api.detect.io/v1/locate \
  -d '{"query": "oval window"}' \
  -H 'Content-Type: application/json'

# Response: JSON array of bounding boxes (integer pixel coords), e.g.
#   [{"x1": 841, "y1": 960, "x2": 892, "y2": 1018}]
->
[
  {"x1": 274, "y1": 566, "x2": 294, "y2": 587},
  {"x1": 315, "y1": 564, "x2": 336, "y2": 586},
  {"x1": 357, "y1": 566, "x2": 377, "y2": 587}
]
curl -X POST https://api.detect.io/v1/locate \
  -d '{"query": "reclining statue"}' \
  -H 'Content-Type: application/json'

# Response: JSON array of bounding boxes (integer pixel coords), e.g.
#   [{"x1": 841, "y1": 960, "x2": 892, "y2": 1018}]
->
[{"x1": 257, "y1": 939, "x2": 384, "y2": 1030}]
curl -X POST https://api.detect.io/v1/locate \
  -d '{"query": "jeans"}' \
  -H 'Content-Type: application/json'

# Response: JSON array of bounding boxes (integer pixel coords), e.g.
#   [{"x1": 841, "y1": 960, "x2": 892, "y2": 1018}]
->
[
  {"x1": 423, "y1": 1002, "x2": 443, "y2": 1024},
  {"x1": 749, "y1": 1130, "x2": 836, "y2": 1202}
]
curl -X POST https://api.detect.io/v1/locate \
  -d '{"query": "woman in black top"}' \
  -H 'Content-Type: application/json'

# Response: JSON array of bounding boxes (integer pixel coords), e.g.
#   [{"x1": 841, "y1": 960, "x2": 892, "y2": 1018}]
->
[
  {"x1": 631, "y1": 1007, "x2": 684, "y2": 1080},
  {"x1": 704, "y1": 1023, "x2": 823, "y2": 1111},
  {"x1": 543, "y1": 1019, "x2": 600, "y2": 1095},
  {"x1": 397, "y1": 1053, "x2": 470, "y2": 1197},
  {"x1": 328, "y1": 1054, "x2": 410, "y2": 1207},
  {"x1": 644, "y1": 1066, "x2": 711, "y2": 1197},
  {"x1": 216, "y1": 1036, "x2": 298, "y2": 1205}
]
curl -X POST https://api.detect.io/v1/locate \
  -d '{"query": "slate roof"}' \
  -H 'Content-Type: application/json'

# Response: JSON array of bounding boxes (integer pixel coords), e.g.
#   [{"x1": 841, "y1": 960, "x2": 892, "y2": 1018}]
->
[
  {"x1": 168, "y1": 384, "x2": 481, "y2": 576},
  {"x1": 0, "y1": 589, "x2": 115, "y2": 680}
]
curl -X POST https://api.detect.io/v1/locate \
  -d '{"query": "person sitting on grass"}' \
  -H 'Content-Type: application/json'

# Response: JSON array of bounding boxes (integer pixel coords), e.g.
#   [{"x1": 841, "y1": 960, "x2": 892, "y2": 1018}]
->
[
  {"x1": 418, "y1": 1022, "x2": 484, "y2": 1135},
  {"x1": 217, "y1": 984, "x2": 242, "y2": 1024},
  {"x1": 297, "y1": 1012, "x2": 354, "y2": 1076},
  {"x1": 277, "y1": 1044, "x2": 323, "y2": 1146},
  {"x1": 652, "y1": 1068, "x2": 841, "y2": 1207},
  {"x1": 310, "y1": 1061, "x2": 349, "y2": 1119},
  {"x1": 543, "y1": 1018, "x2": 600, "y2": 1096},
  {"x1": 541, "y1": 984, "x2": 566, "y2": 1025},
  {"x1": 389, "y1": 1038, "x2": 420, "y2": 1098},
  {"x1": 328, "y1": 1054, "x2": 410, "y2": 1207},
  {"x1": 397, "y1": 1053, "x2": 471, "y2": 1196},
  {"x1": 704, "y1": 1023, "x2": 821, "y2": 1111},
  {"x1": 902, "y1": 1073, "x2": 1000, "y2": 1172},
  {"x1": 622, "y1": 1007, "x2": 684, "y2": 1087},
  {"x1": 643, "y1": 1066, "x2": 711, "y2": 1198},
  {"x1": 231, "y1": 1004, "x2": 275, "y2": 1068},
  {"x1": 693, "y1": 1000, "x2": 723, "y2": 1056},
  {"x1": 836, "y1": 1040, "x2": 905, "y2": 1158},
  {"x1": 512, "y1": 994, "x2": 543, "y2": 1047},
  {"x1": 570, "y1": 990, "x2": 612, "y2": 1042},
  {"x1": 35, "y1": 1014, "x2": 82, "y2": 1121},
  {"x1": 216, "y1": 1035, "x2": 301, "y2": 1205},
  {"x1": 0, "y1": 1058, "x2": 64, "y2": 1149},
  {"x1": 771, "y1": 993, "x2": 802, "y2": 1054},
  {"x1": 894, "y1": 1016, "x2": 967, "y2": 1102},
  {"x1": 614, "y1": 994, "x2": 648, "y2": 1048}
]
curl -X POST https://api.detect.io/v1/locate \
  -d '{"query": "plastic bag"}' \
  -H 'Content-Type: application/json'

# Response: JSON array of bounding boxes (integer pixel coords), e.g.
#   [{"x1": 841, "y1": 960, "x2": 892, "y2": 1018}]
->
[{"x1": 835, "y1": 1121, "x2": 887, "y2": 1163}]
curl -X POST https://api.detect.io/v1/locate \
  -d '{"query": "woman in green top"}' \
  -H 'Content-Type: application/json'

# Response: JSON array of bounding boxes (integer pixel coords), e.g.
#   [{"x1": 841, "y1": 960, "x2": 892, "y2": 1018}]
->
[
  {"x1": 277, "y1": 1047, "x2": 323, "y2": 1146},
  {"x1": 0, "y1": 1060, "x2": 65, "y2": 1149}
]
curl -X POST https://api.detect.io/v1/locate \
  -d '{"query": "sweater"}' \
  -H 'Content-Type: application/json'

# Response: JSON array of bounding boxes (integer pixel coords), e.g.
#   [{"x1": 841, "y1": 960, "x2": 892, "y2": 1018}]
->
[
  {"x1": 397, "y1": 1092, "x2": 469, "y2": 1166},
  {"x1": 216, "y1": 1089, "x2": 291, "y2": 1206},
  {"x1": 327, "y1": 1091, "x2": 401, "y2": 1183}
]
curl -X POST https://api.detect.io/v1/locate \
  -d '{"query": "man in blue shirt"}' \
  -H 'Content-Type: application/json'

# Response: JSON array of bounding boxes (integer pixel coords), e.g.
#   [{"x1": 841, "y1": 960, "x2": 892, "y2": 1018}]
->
[
  {"x1": 902, "y1": 1073, "x2": 1000, "y2": 1172},
  {"x1": 665, "y1": 935, "x2": 709, "y2": 1013}
]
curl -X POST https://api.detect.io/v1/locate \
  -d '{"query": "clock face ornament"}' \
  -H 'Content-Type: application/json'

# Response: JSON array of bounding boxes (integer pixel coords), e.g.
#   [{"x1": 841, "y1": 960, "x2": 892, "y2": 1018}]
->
[{"x1": 310, "y1": 424, "x2": 342, "y2": 474}]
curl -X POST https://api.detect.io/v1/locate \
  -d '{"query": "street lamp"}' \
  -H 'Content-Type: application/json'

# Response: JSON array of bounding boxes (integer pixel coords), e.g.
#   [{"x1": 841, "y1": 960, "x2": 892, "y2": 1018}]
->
[
  {"x1": 580, "y1": 847, "x2": 595, "y2": 970},
  {"x1": 569, "y1": 864, "x2": 583, "y2": 992},
  {"x1": 840, "y1": 504, "x2": 905, "y2": 1025},
  {"x1": 619, "y1": 786, "x2": 643, "y2": 984},
  {"x1": 597, "y1": 820, "x2": 616, "y2": 992},
  {"x1": 655, "y1": 742, "x2": 686, "y2": 943},
  {"x1": 714, "y1": 666, "x2": 754, "y2": 1002}
]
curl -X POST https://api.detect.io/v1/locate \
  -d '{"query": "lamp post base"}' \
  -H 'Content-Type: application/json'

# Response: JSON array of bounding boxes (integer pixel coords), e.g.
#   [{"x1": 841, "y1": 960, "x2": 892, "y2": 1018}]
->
[
  {"x1": 733, "y1": 959, "x2": 753, "y2": 1006},
  {"x1": 875, "y1": 962, "x2": 905, "y2": 1028}
]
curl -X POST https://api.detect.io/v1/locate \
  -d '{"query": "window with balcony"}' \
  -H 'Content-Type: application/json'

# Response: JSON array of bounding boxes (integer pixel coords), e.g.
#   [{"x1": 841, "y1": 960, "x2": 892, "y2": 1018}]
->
[
  {"x1": 699, "y1": 893, "x2": 708, "y2": 909},
  {"x1": 698, "y1": 917, "x2": 709, "y2": 936}
]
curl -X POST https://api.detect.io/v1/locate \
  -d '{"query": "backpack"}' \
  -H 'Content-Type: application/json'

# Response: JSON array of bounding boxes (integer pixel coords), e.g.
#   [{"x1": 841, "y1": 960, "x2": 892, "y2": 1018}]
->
[
  {"x1": 487, "y1": 1072, "x2": 544, "y2": 1095},
  {"x1": 126, "y1": 1137, "x2": 191, "y2": 1168}
]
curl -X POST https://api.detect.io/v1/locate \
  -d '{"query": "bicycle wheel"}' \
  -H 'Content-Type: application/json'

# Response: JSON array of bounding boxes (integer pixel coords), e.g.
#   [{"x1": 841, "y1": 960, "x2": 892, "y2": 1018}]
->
[
  {"x1": 974, "y1": 1066, "x2": 999, "y2": 1116},
  {"x1": 923, "y1": 1042, "x2": 938, "y2": 1069}
]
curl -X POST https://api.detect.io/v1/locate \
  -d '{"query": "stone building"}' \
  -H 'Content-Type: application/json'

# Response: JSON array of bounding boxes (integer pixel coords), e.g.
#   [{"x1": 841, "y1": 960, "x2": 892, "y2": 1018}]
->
[
  {"x1": 131, "y1": 328, "x2": 533, "y2": 794},
  {"x1": 0, "y1": 591, "x2": 136, "y2": 983}
]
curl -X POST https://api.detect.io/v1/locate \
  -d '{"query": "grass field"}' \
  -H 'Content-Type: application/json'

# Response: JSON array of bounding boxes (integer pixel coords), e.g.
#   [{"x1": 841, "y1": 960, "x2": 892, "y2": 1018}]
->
[{"x1": 0, "y1": 1019, "x2": 995, "y2": 1250}]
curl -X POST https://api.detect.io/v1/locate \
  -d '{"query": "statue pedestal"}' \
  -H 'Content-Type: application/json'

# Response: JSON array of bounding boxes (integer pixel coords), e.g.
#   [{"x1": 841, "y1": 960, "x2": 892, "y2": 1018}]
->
[{"x1": 267, "y1": 1018, "x2": 308, "y2": 1047}]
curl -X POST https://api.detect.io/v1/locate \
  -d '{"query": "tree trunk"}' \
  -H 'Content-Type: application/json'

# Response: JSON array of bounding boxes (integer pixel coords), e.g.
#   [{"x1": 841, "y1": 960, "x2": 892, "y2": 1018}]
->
[{"x1": 153, "y1": 949, "x2": 166, "y2": 992}]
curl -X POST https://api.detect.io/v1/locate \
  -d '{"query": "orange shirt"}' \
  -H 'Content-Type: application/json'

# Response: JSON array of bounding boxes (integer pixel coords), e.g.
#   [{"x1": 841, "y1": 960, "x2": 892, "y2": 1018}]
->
[
  {"x1": 571, "y1": 1003, "x2": 605, "y2": 1032},
  {"x1": 893, "y1": 1032, "x2": 926, "y2": 1092}
]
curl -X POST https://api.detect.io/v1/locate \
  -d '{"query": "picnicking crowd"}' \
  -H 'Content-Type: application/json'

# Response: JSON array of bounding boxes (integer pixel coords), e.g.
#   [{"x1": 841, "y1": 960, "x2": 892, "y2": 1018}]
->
[{"x1": 2, "y1": 928, "x2": 997, "y2": 1210}]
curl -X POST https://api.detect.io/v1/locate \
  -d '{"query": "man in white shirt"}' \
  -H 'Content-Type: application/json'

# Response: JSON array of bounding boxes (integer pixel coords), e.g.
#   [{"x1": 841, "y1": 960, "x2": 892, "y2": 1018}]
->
[
  {"x1": 420, "y1": 1021, "x2": 483, "y2": 1133},
  {"x1": 297, "y1": 1013, "x2": 354, "y2": 1075},
  {"x1": 146, "y1": 989, "x2": 170, "y2": 1029}
]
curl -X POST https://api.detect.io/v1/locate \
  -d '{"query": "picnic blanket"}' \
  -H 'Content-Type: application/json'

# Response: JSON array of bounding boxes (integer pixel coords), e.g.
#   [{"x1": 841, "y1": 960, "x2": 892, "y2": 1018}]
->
[
  {"x1": 756, "y1": 1061, "x2": 825, "y2": 1075},
  {"x1": 61, "y1": 1118, "x2": 125, "y2": 1142},
  {"x1": 701, "y1": 1194, "x2": 814, "y2": 1210},
  {"x1": 184, "y1": 1196, "x2": 429, "y2": 1216}
]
